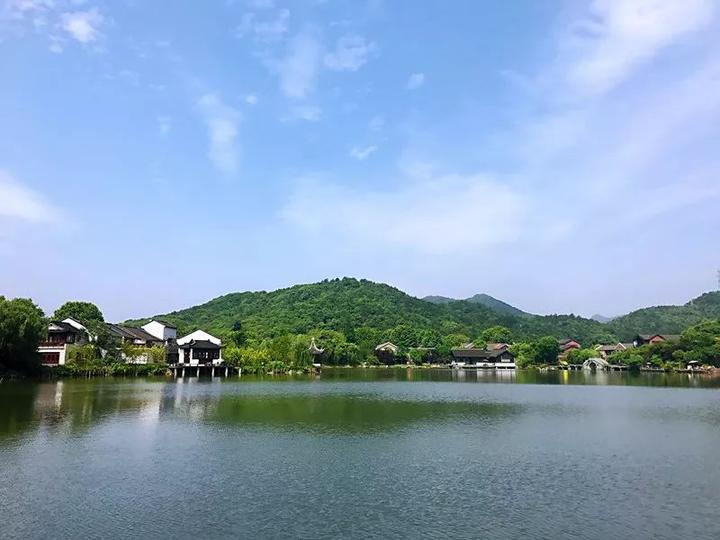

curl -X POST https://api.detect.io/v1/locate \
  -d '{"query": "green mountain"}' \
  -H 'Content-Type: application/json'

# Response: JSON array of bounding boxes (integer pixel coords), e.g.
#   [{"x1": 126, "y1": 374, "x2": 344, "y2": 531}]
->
[
  {"x1": 607, "y1": 291, "x2": 720, "y2": 340},
  {"x1": 127, "y1": 278, "x2": 611, "y2": 345},
  {"x1": 423, "y1": 293, "x2": 530, "y2": 317}
]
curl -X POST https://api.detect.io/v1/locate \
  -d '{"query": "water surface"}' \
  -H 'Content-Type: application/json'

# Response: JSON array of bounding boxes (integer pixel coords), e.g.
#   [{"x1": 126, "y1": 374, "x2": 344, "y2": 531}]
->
[{"x1": 1, "y1": 370, "x2": 719, "y2": 539}]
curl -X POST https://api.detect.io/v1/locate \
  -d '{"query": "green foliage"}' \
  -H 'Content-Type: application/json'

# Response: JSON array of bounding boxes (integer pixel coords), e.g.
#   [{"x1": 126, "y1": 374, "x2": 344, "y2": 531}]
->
[
  {"x1": 0, "y1": 297, "x2": 46, "y2": 374},
  {"x1": 607, "y1": 319, "x2": 720, "y2": 368},
  {"x1": 125, "y1": 278, "x2": 613, "y2": 348},
  {"x1": 566, "y1": 348, "x2": 601, "y2": 364},
  {"x1": 532, "y1": 336, "x2": 561, "y2": 366},
  {"x1": 607, "y1": 291, "x2": 720, "y2": 339},
  {"x1": 479, "y1": 325, "x2": 512, "y2": 345},
  {"x1": 53, "y1": 301, "x2": 104, "y2": 329},
  {"x1": 121, "y1": 344, "x2": 167, "y2": 364}
]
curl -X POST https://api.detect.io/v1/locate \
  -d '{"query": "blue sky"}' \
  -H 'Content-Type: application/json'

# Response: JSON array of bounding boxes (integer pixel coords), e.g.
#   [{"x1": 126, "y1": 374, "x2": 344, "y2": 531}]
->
[{"x1": 1, "y1": 0, "x2": 719, "y2": 321}]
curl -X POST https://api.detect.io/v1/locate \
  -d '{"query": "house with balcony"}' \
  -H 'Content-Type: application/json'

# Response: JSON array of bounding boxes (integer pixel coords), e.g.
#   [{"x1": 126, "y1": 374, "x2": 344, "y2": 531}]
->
[
  {"x1": 176, "y1": 330, "x2": 223, "y2": 366},
  {"x1": 38, "y1": 318, "x2": 89, "y2": 366}
]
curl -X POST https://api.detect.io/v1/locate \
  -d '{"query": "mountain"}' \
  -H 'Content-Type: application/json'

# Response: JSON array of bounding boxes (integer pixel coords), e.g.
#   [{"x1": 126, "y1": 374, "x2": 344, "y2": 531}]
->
[
  {"x1": 127, "y1": 278, "x2": 610, "y2": 344},
  {"x1": 591, "y1": 314, "x2": 615, "y2": 323},
  {"x1": 423, "y1": 293, "x2": 529, "y2": 317},
  {"x1": 465, "y1": 294, "x2": 530, "y2": 317},
  {"x1": 607, "y1": 291, "x2": 720, "y2": 340}
]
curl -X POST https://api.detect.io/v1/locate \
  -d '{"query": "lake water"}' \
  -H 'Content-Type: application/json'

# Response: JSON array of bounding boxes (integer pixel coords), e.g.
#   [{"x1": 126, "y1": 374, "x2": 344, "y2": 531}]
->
[{"x1": 1, "y1": 369, "x2": 719, "y2": 539}]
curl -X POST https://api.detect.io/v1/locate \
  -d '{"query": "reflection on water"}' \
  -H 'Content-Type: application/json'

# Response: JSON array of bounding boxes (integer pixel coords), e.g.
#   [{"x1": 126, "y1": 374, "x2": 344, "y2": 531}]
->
[
  {"x1": 0, "y1": 369, "x2": 718, "y2": 441},
  {"x1": 2, "y1": 372, "x2": 720, "y2": 540}
]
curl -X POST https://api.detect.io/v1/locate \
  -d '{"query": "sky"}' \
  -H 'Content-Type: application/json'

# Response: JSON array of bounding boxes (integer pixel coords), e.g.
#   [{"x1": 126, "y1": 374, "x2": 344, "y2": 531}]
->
[{"x1": 1, "y1": 0, "x2": 720, "y2": 322}]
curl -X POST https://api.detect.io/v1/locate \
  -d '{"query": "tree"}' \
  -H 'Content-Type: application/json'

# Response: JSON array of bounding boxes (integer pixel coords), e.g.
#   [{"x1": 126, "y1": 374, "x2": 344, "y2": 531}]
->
[
  {"x1": 532, "y1": 336, "x2": 561, "y2": 365},
  {"x1": 0, "y1": 297, "x2": 46, "y2": 374},
  {"x1": 480, "y1": 325, "x2": 512, "y2": 344},
  {"x1": 566, "y1": 348, "x2": 601, "y2": 364},
  {"x1": 53, "y1": 301, "x2": 104, "y2": 328},
  {"x1": 230, "y1": 320, "x2": 247, "y2": 347}
]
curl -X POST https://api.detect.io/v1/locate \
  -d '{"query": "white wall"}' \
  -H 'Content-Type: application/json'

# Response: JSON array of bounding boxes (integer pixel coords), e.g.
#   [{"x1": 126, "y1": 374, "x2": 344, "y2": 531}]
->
[{"x1": 142, "y1": 321, "x2": 178, "y2": 341}]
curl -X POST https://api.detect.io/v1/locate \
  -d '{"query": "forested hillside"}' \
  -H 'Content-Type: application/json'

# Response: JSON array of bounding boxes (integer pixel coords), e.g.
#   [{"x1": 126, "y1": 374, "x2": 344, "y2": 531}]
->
[
  {"x1": 127, "y1": 278, "x2": 612, "y2": 345},
  {"x1": 423, "y1": 293, "x2": 530, "y2": 317},
  {"x1": 607, "y1": 291, "x2": 720, "y2": 339}
]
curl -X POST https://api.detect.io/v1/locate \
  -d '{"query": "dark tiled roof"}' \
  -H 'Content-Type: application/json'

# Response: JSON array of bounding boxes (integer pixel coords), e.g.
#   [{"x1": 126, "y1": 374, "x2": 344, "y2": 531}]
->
[
  {"x1": 451, "y1": 348, "x2": 514, "y2": 359},
  {"x1": 107, "y1": 324, "x2": 162, "y2": 343},
  {"x1": 178, "y1": 339, "x2": 221, "y2": 350},
  {"x1": 48, "y1": 321, "x2": 80, "y2": 333},
  {"x1": 152, "y1": 320, "x2": 177, "y2": 329}
]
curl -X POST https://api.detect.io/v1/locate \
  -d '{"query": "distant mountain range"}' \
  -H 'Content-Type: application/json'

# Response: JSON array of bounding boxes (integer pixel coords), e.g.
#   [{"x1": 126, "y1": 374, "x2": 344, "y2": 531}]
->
[
  {"x1": 590, "y1": 314, "x2": 616, "y2": 323},
  {"x1": 422, "y1": 293, "x2": 530, "y2": 317},
  {"x1": 126, "y1": 278, "x2": 720, "y2": 345}
]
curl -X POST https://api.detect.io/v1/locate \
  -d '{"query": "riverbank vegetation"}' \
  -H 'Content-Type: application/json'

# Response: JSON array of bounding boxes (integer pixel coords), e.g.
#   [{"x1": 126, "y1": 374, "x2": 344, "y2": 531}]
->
[{"x1": 2, "y1": 280, "x2": 720, "y2": 378}]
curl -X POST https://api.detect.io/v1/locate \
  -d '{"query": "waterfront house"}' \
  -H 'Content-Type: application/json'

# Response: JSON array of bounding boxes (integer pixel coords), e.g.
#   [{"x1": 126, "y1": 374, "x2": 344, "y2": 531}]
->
[
  {"x1": 594, "y1": 342, "x2": 634, "y2": 359},
  {"x1": 177, "y1": 330, "x2": 223, "y2": 366},
  {"x1": 374, "y1": 341, "x2": 399, "y2": 364},
  {"x1": 450, "y1": 347, "x2": 516, "y2": 369},
  {"x1": 633, "y1": 334, "x2": 681, "y2": 347},
  {"x1": 38, "y1": 318, "x2": 89, "y2": 366}
]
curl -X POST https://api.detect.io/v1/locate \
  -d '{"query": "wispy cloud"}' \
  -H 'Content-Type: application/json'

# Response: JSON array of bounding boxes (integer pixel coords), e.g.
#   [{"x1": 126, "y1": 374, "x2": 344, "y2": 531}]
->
[
  {"x1": 349, "y1": 145, "x2": 377, "y2": 160},
  {"x1": 560, "y1": 0, "x2": 715, "y2": 96},
  {"x1": 276, "y1": 32, "x2": 321, "y2": 99},
  {"x1": 289, "y1": 104, "x2": 322, "y2": 122},
  {"x1": 281, "y1": 173, "x2": 526, "y2": 254},
  {"x1": 157, "y1": 115, "x2": 172, "y2": 137},
  {"x1": 0, "y1": 170, "x2": 61, "y2": 224},
  {"x1": 235, "y1": 8, "x2": 289, "y2": 43},
  {"x1": 323, "y1": 34, "x2": 377, "y2": 71},
  {"x1": 245, "y1": 94, "x2": 258, "y2": 105},
  {"x1": 197, "y1": 94, "x2": 241, "y2": 174},
  {"x1": 368, "y1": 115, "x2": 384, "y2": 131},
  {"x1": 406, "y1": 72, "x2": 425, "y2": 90}
]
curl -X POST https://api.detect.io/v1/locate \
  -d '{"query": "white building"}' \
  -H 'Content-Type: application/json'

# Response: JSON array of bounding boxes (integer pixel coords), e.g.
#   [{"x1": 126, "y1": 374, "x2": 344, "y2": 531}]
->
[
  {"x1": 38, "y1": 318, "x2": 89, "y2": 366},
  {"x1": 177, "y1": 330, "x2": 223, "y2": 366},
  {"x1": 141, "y1": 320, "x2": 178, "y2": 342}
]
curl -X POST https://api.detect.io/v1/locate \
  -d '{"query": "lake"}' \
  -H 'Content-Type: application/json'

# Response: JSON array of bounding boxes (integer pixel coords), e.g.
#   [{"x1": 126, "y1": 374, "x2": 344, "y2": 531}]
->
[{"x1": 1, "y1": 369, "x2": 719, "y2": 539}]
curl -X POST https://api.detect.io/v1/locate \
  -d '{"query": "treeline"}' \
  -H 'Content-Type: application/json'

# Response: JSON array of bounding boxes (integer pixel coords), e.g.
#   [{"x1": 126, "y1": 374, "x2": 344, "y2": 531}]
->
[
  {"x1": 0, "y1": 298, "x2": 170, "y2": 376},
  {"x1": 127, "y1": 278, "x2": 618, "y2": 345}
]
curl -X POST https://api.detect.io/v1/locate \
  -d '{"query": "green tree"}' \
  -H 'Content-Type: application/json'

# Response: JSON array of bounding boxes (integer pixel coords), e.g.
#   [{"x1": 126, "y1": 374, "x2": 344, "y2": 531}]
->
[
  {"x1": 53, "y1": 301, "x2": 104, "y2": 329},
  {"x1": 230, "y1": 320, "x2": 247, "y2": 347},
  {"x1": 480, "y1": 325, "x2": 512, "y2": 344},
  {"x1": 0, "y1": 297, "x2": 46, "y2": 374},
  {"x1": 532, "y1": 336, "x2": 561, "y2": 365}
]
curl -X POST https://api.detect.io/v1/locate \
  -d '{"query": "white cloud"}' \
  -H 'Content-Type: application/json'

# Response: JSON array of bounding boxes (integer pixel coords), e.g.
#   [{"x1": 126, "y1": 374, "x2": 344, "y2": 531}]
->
[
  {"x1": 323, "y1": 34, "x2": 377, "y2": 71},
  {"x1": 276, "y1": 32, "x2": 321, "y2": 98},
  {"x1": 235, "y1": 8, "x2": 289, "y2": 42},
  {"x1": 562, "y1": 0, "x2": 715, "y2": 95},
  {"x1": 61, "y1": 8, "x2": 103, "y2": 44},
  {"x1": 245, "y1": 94, "x2": 258, "y2": 105},
  {"x1": 289, "y1": 104, "x2": 322, "y2": 122},
  {"x1": 406, "y1": 72, "x2": 425, "y2": 90},
  {"x1": 197, "y1": 94, "x2": 241, "y2": 174},
  {"x1": 349, "y1": 145, "x2": 377, "y2": 160},
  {"x1": 281, "y1": 173, "x2": 526, "y2": 254},
  {"x1": 0, "y1": 170, "x2": 60, "y2": 224},
  {"x1": 368, "y1": 115, "x2": 384, "y2": 131},
  {"x1": 157, "y1": 115, "x2": 171, "y2": 137}
]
